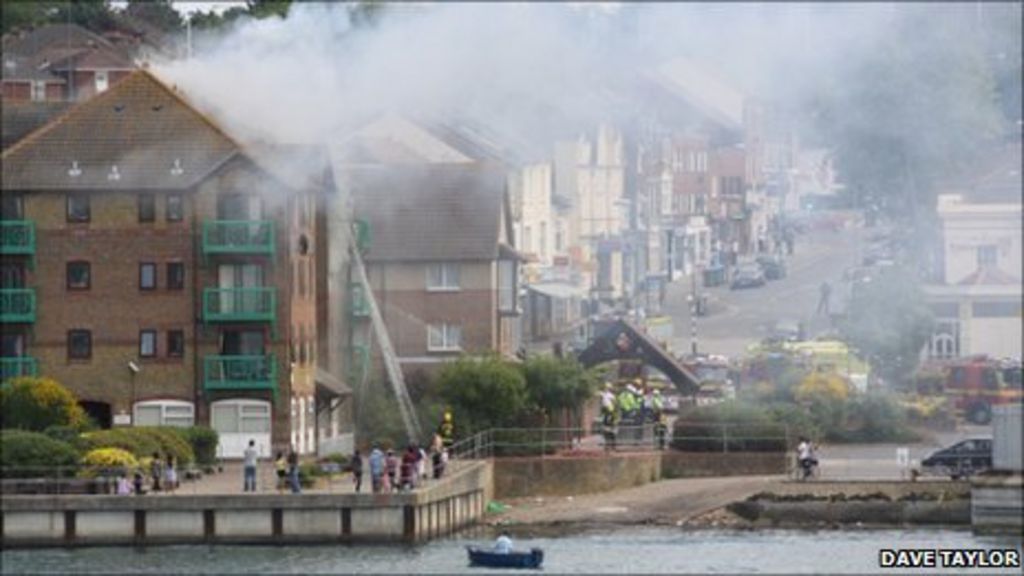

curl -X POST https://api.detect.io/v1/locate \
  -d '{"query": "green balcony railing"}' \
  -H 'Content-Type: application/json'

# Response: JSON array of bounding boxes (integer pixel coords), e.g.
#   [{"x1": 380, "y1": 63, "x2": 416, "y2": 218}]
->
[
  {"x1": 0, "y1": 288, "x2": 36, "y2": 323},
  {"x1": 203, "y1": 354, "x2": 278, "y2": 392},
  {"x1": 202, "y1": 220, "x2": 275, "y2": 256},
  {"x1": 0, "y1": 221, "x2": 35, "y2": 256},
  {"x1": 349, "y1": 283, "x2": 370, "y2": 318},
  {"x1": 202, "y1": 287, "x2": 276, "y2": 324},
  {"x1": 0, "y1": 357, "x2": 37, "y2": 382}
]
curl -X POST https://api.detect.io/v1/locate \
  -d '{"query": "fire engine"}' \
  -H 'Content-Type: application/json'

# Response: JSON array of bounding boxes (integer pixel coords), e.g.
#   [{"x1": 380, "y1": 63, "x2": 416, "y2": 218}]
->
[{"x1": 919, "y1": 356, "x2": 1023, "y2": 425}]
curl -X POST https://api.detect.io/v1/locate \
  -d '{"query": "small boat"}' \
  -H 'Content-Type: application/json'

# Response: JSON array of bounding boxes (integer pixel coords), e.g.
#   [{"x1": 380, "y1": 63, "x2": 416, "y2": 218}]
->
[{"x1": 466, "y1": 546, "x2": 544, "y2": 569}]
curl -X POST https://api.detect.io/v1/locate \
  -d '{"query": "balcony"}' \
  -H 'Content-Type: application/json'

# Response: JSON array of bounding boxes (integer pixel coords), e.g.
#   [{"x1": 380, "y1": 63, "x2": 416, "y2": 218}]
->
[
  {"x1": 202, "y1": 220, "x2": 275, "y2": 256},
  {"x1": 202, "y1": 287, "x2": 276, "y2": 324},
  {"x1": 349, "y1": 283, "x2": 370, "y2": 318},
  {"x1": 203, "y1": 355, "x2": 278, "y2": 392},
  {"x1": 0, "y1": 357, "x2": 37, "y2": 382},
  {"x1": 0, "y1": 288, "x2": 36, "y2": 323},
  {"x1": 0, "y1": 221, "x2": 35, "y2": 256}
]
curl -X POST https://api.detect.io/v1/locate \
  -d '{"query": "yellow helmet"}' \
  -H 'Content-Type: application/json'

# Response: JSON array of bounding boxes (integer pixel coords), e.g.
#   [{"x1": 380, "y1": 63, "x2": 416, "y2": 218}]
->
[{"x1": 444, "y1": 411, "x2": 452, "y2": 421}]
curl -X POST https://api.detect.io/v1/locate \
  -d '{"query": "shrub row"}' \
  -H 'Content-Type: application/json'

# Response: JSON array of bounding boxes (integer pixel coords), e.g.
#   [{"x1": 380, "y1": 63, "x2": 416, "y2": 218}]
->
[
  {"x1": 80, "y1": 427, "x2": 194, "y2": 465},
  {"x1": 0, "y1": 430, "x2": 79, "y2": 479}
]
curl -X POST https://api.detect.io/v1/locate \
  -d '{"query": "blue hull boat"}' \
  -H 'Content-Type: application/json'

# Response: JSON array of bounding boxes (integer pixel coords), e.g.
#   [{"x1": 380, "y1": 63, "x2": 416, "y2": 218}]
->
[{"x1": 466, "y1": 546, "x2": 544, "y2": 569}]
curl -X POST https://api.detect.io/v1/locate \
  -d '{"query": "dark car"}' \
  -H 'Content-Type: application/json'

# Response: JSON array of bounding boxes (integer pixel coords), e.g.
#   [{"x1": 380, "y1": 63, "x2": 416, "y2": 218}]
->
[
  {"x1": 767, "y1": 319, "x2": 804, "y2": 343},
  {"x1": 730, "y1": 263, "x2": 766, "y2": 290},
  {"x1": 921, "y1": 438, "x2": 992, "y2": 480},
  {"x1": 756, "y1": 255, "x2": 787, "y2": 280}
]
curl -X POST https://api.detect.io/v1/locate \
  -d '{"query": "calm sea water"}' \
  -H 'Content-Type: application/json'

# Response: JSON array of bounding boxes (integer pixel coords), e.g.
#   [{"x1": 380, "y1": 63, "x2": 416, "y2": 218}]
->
[{"x1": 2, "y1": 528, "x2": 1021, "y2": 574}]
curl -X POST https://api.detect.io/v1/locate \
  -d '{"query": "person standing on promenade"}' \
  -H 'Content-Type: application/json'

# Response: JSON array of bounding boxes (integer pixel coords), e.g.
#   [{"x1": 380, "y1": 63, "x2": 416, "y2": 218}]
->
[
  {"x1": 287, "y1": 450, "x2": 301, "y2": 494},
  {"x1": 275, "y1": 452, "x2": 287, "y2": 493},
  {"x1": 351, "y1": 450, "x2": 364, "y2": 493},
  {"x1": 164, "y1": 456, "x2": 178, "y2": 493},
  {"x1": 243, "y1": 440, "x2": 259, "y2": 492},
  {"x1": 386, "y1": 449, "x2": 399, "y2": 492},
  {"x1": 369, "y1": 445, "x2": 385, "y2": 493},
  {"x1": 150, "y1": 452, "x2": 163, "y2": 493}
]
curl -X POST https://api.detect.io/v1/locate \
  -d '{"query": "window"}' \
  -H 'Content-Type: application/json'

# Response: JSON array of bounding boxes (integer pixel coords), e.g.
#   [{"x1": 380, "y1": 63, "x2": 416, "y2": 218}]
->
[
  {"x1": 140, "y1": 330, "x2": 157, "y2": 358},
  {"x1": 428, "y1": 324, "x2": 462, "y2": 351},
  {"x1": 31, "y1": 80, "x2": 46, "y2": 102},
  {"x1": 166, "y1": 194, "x2": 184, "y2": 222},
  {"x1": 138, "y1": 194, "x2": 155, "y2": 222},
  {"x1": 427, "y1": 263, "x2": 460, "y2": 291},
  {"x1": 139, "y1": 263, "x2": 156, "y2": 290},
  {"x1": 167, "y1": 330, "x2": 184, "y2": 358},
  {"x1": 167, "y1": 262, "x2": 184, "y2": 290},
  {"x1": 0, "y1": 193, "x2": 23, "y2": 219},
  {"x1": 68, "y1": 330, "x2": 92, "y2": 359},
  {"x1": 67, "y1": 195, "x2": 90, "y2": 222},
  {"x1": 499, "y1": 259, "x2": 517, "y2": 313},
  {"x1": 94, "y1": 70, "x2": 108, "y2": 93},
  {"x1": 134, "y1": 400, "x2": 194, "y2": 428},
  {"x1": 66, "y1": 261, "x2": 90, "y2": 290},
  {"x1": 977, "y1": 245, "x2": 997, "y2": 268}
]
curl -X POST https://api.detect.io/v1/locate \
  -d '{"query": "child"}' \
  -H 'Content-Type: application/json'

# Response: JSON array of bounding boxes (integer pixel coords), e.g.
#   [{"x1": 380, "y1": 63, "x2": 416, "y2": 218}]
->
[{"x1": 164, "y1": 456, "x2": 178, "y2": 493}]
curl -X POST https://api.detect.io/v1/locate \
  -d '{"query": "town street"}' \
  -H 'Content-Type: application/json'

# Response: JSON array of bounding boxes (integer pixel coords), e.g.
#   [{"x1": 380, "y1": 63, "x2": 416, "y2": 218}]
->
[{"x1": 663, "y1": 223, "x2": 869, "y2": 359}]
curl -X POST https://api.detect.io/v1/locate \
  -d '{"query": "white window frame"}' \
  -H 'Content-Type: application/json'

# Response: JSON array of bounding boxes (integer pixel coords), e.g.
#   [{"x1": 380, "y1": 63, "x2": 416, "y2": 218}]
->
[
  {"x1": 427, "y1": 324, "x2": 462, "y2": 352},
  {"x1": 95, "y1": 70, "x2": 109, "y2": 93},
  {"x1": 426, "y1": 263, "x2": 461, "y2": 292},
  {"x1": 134, "y1": 400, "x2": 195, "y2": 428},
  {"x1": 31, "y1": 80, "x2": 46, "y2": 102}
]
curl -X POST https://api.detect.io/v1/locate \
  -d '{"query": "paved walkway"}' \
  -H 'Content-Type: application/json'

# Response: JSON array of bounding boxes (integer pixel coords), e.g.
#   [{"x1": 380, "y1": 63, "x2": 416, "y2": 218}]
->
[{"x1": 164, "y1": 461, "x2": 469, "y2": 496}]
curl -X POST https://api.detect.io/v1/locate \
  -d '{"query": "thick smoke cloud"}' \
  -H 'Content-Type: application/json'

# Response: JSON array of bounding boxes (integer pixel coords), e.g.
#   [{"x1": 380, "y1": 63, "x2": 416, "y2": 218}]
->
[{"x1": 154, "y1": 3, "x2": 895, "y2": 147}]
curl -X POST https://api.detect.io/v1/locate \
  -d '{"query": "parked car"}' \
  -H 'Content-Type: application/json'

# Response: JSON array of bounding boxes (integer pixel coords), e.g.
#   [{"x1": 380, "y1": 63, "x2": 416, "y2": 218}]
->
[
  {"x1": 730, "y1": 263, "x2": 766, "y2": 289},
  {"x1": 756, "y1": 255, "x2": 787, "y2": 280},
  {"x1": 767, "y1": 319, "x2": 804, "y2": 343},
  {"x1": 921, "y1": 438, "x2": 992, "y2": 480}
]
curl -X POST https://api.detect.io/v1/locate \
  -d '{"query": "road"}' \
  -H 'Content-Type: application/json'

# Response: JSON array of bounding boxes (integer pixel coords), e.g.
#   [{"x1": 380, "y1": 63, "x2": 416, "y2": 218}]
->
[{"x1": 663, "y1": 224, "x2": 868, "y2": 358}]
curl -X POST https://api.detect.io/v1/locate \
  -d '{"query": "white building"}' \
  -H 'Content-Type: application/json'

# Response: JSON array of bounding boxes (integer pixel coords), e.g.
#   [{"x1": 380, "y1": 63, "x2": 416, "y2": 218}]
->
[{"x1": 924, "y1": 147, "x2": 1023, "y2": 361}]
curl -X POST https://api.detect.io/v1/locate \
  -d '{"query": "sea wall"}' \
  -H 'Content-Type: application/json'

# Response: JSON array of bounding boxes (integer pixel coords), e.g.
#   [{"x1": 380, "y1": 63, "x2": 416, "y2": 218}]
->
[{"x1": 0, "y1": 461, "x2": 490, "y2": 548}]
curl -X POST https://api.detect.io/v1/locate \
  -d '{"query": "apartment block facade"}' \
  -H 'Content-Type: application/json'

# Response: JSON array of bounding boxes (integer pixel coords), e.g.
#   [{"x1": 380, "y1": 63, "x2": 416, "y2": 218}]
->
[{"x1": 0, "y1": 71, "x2": 349, "y2": 458}]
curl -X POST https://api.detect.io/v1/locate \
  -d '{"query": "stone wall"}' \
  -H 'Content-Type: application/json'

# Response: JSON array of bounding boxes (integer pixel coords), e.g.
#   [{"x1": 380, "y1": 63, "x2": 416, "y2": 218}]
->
[
  {"x1": 661, "y1": 452, "x2": 787, "y2": 478},
  {"x1": 493, "y1": 453, "x2": 662, "y2": 499}
]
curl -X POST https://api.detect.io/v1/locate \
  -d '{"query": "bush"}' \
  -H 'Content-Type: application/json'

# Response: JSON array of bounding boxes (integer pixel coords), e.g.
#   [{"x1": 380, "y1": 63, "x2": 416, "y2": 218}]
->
[
  {"x1": 0, "y1": 377, "x2": 88, "y2": 431},
  {"x1": 80, "y1": 448, "x2": 138, "y2": 478},
  {"x1": 81, "y1": 427, "x2": 194, "y2": 465},
  {"x1": 43, "y1": 425, "x2": 87, "y2": 451},
  {"x1": 438, "y1": 355, "x2": 528, "y2": 435},
  {"x1": 671, "y1": 401, "x2": 787, "y2": 452},
  {"x1": 1, "y1": 430, "x2": 79, "y2": 478},
  {"x1": 171, "y1": 427, "x2": 219, "y2": 465}
]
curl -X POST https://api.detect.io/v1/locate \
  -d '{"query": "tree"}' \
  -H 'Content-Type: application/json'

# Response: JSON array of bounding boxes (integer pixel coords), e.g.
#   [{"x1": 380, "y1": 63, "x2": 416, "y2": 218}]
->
[
  {"x1": 125, "y1": 0, "x2": 182, "y2": 33},
  {"x1": 437, "y1": 355, "x2": 528, "y2": 435},
  {"x1": 1, "y1": 2, "x2": 63, "y2": 34},
  {"x1": 838, "y1": 268, "x2": 934, "y2": 388},
  {"x1": 0, "y1": 377, "x2": 88, "y2": 432},
  {"x1": 520, "y1": 355, "x2": 599, "y2": 427},
  {"x1": 814, "y1": 6, "x2": 1005, "y2": 225}
]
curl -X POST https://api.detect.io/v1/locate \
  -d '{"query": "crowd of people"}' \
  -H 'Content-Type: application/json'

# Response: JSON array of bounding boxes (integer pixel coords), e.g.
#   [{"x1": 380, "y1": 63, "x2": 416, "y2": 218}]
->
[
  {"x1": 600, "y1": 380, "x2": 669, "y2": 450},
  {"x1": 352, "y1": 413, "x2": 455, "y2": 494},
  {"x1": 113, "y1": 452, "x2": 179, "y2": 496}
]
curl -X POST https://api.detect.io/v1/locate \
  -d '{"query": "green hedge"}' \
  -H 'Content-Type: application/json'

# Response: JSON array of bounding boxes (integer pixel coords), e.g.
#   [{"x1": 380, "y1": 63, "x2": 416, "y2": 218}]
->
[
  {"x1": 81, "y1": 427, "x2": 194, "y2": 465},
  {"x1": 1, "y1": 430, "x2": 79, "y2": 478},
  {"x1": 671, "y1": 401, "x2": 787, "y2": 452},
  {"x1": 171, "y1": 427, "x2": 219, "y2": 465}
]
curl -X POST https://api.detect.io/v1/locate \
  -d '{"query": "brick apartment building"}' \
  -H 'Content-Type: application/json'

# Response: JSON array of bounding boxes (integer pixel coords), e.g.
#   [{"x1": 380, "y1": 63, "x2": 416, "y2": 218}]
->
[
  {"x1": 0, "y1": 70, "x2": 350, "y2": 458},
  {"x1": 344, "y1": 163, "x2": 521, "y2": 379}
]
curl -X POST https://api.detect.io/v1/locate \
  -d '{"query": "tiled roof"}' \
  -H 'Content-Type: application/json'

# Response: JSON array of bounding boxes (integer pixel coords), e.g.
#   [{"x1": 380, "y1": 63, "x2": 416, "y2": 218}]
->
[
  {"x1": 1, "y1": 101, "x2": 72, "y2": 150},
  {"x1": 347, "y1": 163, "x2": 508, "y2": 262},
  {"x1": 2, "y1": 24, "x2": 134, "y2": 82},
  {"x1": 2, "y1": 70, "x2": 240, "y2": 191}
]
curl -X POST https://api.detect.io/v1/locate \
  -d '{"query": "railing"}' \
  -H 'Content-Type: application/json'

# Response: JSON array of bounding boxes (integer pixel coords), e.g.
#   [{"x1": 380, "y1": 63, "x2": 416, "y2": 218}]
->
[
  {"x1": 442, "y1": 421, "x2": 791, "y2": 459},
  {"x1": 202, "y1": 220, "x2": 275, "y2": 256},
  {"x1": 203, "y1": 355, "x2": 278, "y2": 392},
  {"x1": 0, "y1": 357, "x2": 37, "y2": 382},
  {"x1": 0, "y1": 220, "x2": 35, "y2": 255},
  {"x1": 0, "y1": 288, "x2": 36, "y2": 323},
  {"x1": 202, "y1": 287, "x2": 276, "y2": 323}
]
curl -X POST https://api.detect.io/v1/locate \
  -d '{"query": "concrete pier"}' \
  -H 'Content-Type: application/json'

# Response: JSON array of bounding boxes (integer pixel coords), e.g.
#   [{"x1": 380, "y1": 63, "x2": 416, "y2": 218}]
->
[{"x1": 0, "y1": 461, "x2": 491, "y2": 548}]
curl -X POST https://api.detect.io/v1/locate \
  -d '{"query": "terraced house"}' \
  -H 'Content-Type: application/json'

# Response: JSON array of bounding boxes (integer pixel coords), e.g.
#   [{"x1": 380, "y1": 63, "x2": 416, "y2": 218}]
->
[{"x1": 0, "y1": 70, "x2": 351, "y2": 458}]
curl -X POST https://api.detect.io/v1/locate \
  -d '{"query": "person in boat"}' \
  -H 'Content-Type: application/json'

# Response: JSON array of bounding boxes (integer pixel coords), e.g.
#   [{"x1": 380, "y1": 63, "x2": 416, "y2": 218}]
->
[{"x1": 493, "y1": 530, "x2": 513, "y2": 554}]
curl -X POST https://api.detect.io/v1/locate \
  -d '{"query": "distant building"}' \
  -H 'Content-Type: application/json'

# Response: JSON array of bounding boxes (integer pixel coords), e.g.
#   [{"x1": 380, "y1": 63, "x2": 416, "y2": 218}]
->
[
  {"x1": 924, "y1": 144, "x2": 1023, "y2": 360},
  {"x1": 346, "y1": 163, "x2": 521, "y2": 375},
  {"x1": 1, "y1": 24, "x2": 139, "y2": 102},
  {"x1": 0, "y1": 70, "x2": 352, "y2": 458}
]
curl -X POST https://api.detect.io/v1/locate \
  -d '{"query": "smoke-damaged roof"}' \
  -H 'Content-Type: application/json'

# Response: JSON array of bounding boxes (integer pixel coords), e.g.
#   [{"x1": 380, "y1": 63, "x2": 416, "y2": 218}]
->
[
  {"x1": 1, "y1": 101, "x2": 72, "y2": 151},
  {"x1": 347, "y1": 163, "x2": 510, "y2": 262},
  {"x1": 2, "y1": 70, "x2": 240, "y2": 191}
]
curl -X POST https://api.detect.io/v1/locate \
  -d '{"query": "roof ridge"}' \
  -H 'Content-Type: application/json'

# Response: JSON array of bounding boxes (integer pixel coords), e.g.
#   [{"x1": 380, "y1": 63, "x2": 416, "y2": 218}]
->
[{"x1": 2, "y1": 69, "x2": 243, "y2": 161}]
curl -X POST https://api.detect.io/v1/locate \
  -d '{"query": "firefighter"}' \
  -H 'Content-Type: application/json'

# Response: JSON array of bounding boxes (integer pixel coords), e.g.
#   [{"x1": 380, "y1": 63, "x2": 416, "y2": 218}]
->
[{"x1": 437, "y1": 410, "x2": 455, "y2": 451}]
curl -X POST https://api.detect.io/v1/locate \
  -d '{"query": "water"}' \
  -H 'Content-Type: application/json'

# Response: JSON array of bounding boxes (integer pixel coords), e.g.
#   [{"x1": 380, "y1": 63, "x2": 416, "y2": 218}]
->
[{"x1": 3, "y1": 528, "x2": 1020, "y2": 574}]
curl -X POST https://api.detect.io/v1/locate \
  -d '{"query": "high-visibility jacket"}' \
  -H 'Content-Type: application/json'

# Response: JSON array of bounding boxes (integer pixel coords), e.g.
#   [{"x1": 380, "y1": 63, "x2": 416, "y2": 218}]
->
[
  {"x1": 617, "y1": 391, "x2": 635, "y2": 413},
  {"x1": 652, "y1": 393, "x2": 664, "y2": 412}
]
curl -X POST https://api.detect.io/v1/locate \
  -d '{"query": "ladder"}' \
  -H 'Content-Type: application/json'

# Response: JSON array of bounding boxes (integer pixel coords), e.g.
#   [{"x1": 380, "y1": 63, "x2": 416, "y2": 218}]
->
[{"x1": 350, "y1": 246, "x2": 424, "y2": 442}]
